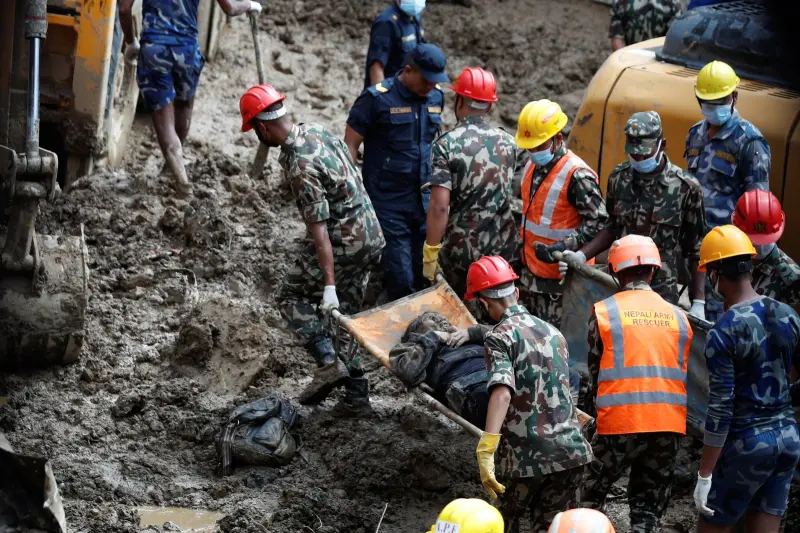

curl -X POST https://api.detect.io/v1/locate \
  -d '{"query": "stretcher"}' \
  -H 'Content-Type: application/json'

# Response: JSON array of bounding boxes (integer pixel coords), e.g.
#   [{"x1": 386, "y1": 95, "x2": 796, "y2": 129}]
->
[
  {"x1": 556, "y1": 252, "x2": 713, "y2": 434},
  {"x1": 329, "y1": 275, "x2": 595, "y2": 439}
]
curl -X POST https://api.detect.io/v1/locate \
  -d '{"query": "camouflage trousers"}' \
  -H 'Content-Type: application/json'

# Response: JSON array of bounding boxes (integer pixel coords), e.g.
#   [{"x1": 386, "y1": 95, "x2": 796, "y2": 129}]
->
[
  {"x1": 499, "y1": 466, "x2": 585, "y2": 533},
  {"x1": 277, "y1": 249, "x2": 381, "y2": 372},
  {"x1": 580, "y1": 432, "x2": 680, "y2": 533}
]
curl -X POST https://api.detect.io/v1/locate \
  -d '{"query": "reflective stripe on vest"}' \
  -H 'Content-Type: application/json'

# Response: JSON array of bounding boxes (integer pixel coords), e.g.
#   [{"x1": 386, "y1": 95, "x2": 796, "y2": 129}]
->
[
  {"x1": 594, "y1": 290, "x2": 692, "y2": 436},
  {"x1": 520, "y1": 150, "x2": 598, "y2": 279}
]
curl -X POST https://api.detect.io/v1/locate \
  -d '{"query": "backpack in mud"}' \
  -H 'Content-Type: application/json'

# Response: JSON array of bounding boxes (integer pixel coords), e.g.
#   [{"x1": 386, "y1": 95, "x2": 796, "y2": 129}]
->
[{"x1": 217, "y1": 395, "x2": 298, "y2": 476}]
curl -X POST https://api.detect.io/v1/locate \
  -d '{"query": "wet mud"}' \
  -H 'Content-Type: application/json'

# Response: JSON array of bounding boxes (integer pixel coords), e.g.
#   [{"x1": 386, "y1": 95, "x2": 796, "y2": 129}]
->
[{"x1": 0, "y1": 1, "x2": 704, "y2": 531}]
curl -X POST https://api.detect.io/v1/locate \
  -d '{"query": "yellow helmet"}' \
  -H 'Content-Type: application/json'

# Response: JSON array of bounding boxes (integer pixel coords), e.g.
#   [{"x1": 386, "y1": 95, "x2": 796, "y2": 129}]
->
[
  {"x1": 698, "y1": 224, "x2": 756, "y2": 272},
  {"x1": 515, "y1": 99, "x2": 568, "y2": 149},
  {"x1": 695, "y1": 61, "x2": 740, "y2": 101},
  {"x1": 427, "y1": 499, "x2": 503, "y2": 533}
]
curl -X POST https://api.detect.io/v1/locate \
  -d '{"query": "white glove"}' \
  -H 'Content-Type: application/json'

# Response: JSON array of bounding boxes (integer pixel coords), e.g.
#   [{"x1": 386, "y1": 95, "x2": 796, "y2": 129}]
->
[
  {"x1": 693, "y1": 473, "x2": 714, "y2": 516},
  {"x1": 689, "y1": 299, "x2": 706, "y2": 320},
  {"x1": 248, "y1": 0, "x2": 262, "y2": 13},
  {"x1": 558, "y1": 250, "x2": 586, "y2": 277},
  {"x1": 321, "y1": 285, "x2": 339, "y2": 308},
  {"x1": 124, "y1": 38, "x2": 140, "y2": 65}
]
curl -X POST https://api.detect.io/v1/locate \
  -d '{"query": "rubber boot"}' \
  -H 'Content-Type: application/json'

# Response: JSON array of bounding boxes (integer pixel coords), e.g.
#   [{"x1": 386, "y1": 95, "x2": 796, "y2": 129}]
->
[
  {"x1": 299, "y1": 335, "x2": 348, "y2": 405},
  {"x1": 330, "y1": 377, "x2": 372, "y2": 418}
]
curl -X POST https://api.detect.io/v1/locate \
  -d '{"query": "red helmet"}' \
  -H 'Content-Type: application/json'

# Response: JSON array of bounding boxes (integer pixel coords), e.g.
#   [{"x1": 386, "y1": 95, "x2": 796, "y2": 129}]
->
[
  {"x1": 732, "y1": 189, "x2": 785, "y2": 245},
  {"x1": 240, "y1": 84, "x2": 286, "y2": 132},
  {"x1": 451, "y1": 67, "x2": 498, "y2": 103},
  {"x1": 464, "y1": 256, "x2": 518, "y2": 301}
]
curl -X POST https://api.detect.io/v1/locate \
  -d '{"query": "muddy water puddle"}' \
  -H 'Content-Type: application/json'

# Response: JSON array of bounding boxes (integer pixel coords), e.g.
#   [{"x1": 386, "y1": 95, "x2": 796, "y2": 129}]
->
[{"x1": 138, "y1": 507, "x2": 224, "y2": 532}]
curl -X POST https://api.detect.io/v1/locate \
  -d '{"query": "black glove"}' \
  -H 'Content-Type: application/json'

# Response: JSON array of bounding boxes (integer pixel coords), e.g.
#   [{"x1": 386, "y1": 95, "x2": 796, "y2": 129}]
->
[{"x1": 534, "y1": 241, "x2": 566, "y2": 264}]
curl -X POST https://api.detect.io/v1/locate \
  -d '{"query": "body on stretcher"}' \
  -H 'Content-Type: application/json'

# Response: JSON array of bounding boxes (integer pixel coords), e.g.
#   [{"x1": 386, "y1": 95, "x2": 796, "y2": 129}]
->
[{"x1": 327, "y1": 276, "x2": 595, "y2": 438}]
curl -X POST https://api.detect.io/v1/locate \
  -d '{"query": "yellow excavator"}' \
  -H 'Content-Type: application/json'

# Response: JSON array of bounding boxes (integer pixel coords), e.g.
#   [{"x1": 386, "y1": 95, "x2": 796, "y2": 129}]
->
[{"x1": 569, "y1": 0, "x2": 800, "y2": 260}]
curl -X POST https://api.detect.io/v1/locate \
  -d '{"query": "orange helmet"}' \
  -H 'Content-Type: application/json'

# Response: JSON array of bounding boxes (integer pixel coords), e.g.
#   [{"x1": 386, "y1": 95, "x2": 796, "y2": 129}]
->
[
  {"x1": 239, "y1": 84, "x2": 287, "y2": 132},
  {"x1": 732, "y1": 189, "x2": 785, "y2": 245},
  {"x1": 607, "y1": 235, "x2": 662, "y2": 273},
  {"x1": 464, "y1": 256, "x2": 519, "y2": 301},
  {"x1": 548, "y1": 509, "x2": 615, "y2": 533}
]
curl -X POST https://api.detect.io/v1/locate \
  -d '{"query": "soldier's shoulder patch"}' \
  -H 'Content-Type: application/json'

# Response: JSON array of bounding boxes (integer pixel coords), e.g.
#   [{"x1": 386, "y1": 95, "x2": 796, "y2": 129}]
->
[
  {"x1": 375, "y1": 82, "x2": 389, "y2": 93},
  {"x1": 685, "y1": 148, "x2": 701, "y2": 158},
  {"x1": 427, "y1": 106, "x2": 442, "y2": 113},
  {"x1": 390, "y1": 106, "x2": 412, "y2": 114},
  {"x1": 392, "y1": 14, "x2": 398, "y2": 20},
  {"x1": 714, "y1": 150, "x2": 736, "y2": 164},
  {"x1": 366, "y1": 82, "x2": 389, "y2": 97}
]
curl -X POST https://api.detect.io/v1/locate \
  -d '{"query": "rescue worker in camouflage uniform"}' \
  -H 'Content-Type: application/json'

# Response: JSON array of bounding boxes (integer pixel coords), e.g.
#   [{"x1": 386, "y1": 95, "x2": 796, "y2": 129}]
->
[
  {"x1": 120, "y1": 0, "x2": 262, "y2": 197},
  {"x1": 731, "y1": 190, "x2": 800, "y2": 308},
  {"x1": 686, "y1": 61, "x2": 771, "y2": 322},
  {"x1": 609, "y1": 0, "x2": 682, "y2": 51},
  {"x1": 424, "y1": 67, "x2": 526, "y2": 299},
  {"x1": 516, "y1": 100, "x2": 608, "y2": 329},
  {"x1": 581, "y1": 235, "x2": 692, "y2": 533},
  {"x1": 579, "y1": 112, "x2": 707, "y2": 315},
  {"x1": 239, "y1": 85, "x2": 385, "y2": 414},
  {"x1": 692, "y1": 225, "x2": 800, "y2": 532},
  {"x1": 467, "y1": 256, "x2": 593, "y2": 533}
]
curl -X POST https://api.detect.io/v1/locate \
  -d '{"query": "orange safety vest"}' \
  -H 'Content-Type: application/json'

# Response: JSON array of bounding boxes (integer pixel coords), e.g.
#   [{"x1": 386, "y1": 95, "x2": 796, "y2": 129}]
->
[
  {"x1": 521, "y1": 150, "x2": 598, "y2": 280},
  {"x1": 594, "y1": 290, "x2": 692, "y2": 436}
]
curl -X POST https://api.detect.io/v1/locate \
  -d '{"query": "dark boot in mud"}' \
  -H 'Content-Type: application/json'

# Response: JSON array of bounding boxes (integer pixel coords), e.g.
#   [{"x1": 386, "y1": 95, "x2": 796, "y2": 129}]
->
[
  {"x1": 330, "y1": 377, "x2": 373, "y2": 418},
  {"x1": 299, "y1": 335, "x2": 348, "y2": 405}
]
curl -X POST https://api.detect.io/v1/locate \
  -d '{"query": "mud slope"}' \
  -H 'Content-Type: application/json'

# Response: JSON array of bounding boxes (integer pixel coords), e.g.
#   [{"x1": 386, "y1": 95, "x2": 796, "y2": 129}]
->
[{"x1": 1, "y1": 1, "x2": 696, "y2": 531}]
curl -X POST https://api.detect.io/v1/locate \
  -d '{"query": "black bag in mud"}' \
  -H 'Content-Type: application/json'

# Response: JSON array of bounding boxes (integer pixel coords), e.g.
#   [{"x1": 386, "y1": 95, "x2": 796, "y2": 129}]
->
[{"x1": 217, "y1": 395, "x2": 298, "y2": 476}]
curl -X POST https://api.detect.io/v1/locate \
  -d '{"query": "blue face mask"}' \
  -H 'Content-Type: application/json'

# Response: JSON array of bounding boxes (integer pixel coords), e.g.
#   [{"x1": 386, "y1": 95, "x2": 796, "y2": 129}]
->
[
  {"x1": 629, "y1": 141, "x2": 662, "y2": 174},
  {"x1": 701, "y1": 103, "x2": 732, "y2": 126},
  {"x1": 399, "y1": 0, "x2": 426, "y2": 16},
  {"x1": 529, "y1": 143, "x2": 555, "y2": 166},
  {"x1": 754, "y1": 243, "x2": 775, "y2": 260}
]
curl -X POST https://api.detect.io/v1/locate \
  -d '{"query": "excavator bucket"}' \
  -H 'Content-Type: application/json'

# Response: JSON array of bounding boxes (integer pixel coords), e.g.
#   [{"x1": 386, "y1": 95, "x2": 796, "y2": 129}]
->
[
  {"x1": 0, "y1": 433, "x2": 67, "y2": 533},
  {"x1": 558, "y1": 254, "x2": 713, "y2": 434}
]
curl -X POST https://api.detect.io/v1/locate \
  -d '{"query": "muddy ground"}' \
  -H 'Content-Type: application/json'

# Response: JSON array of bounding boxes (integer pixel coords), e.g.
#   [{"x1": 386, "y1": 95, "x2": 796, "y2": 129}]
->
[{"x1": 3, "y1": 0, "x2": 784, "y2": 531}]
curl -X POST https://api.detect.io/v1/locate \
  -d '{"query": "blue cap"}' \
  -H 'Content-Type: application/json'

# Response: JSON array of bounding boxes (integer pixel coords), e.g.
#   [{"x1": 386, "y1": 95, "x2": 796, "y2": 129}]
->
[{"x1": 405, "y1": 44, "x2": 449, "y2": 84}]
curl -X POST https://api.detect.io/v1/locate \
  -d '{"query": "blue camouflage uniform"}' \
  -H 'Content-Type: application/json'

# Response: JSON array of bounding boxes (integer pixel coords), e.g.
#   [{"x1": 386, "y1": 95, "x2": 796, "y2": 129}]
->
[
  {"x1": 685, "y1": 111, "x2": 771, "y2": 321},
  {"x1": 702, "y1": 296, "x2": 800, "y2": 525},
  {"x1": 137, "y1": 0, "x2": 206, "y2": 111},
  {"x1": 363, "y1": 2, "x2": 424, "y2": 89},
  {"x1": 347, "y1": 44, "x2": 446, "y2": 301}
]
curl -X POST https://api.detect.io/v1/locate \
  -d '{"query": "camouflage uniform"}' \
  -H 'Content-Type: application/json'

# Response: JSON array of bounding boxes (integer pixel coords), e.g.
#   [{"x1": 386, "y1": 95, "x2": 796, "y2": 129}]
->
[
  {"x1": 277, "y1": 124, "x2": 385, "y2": 370},
  {"x1": 606, "y1": 112, "x2": 706, "y2": 304},
  {"x1": 752, "y1": 246, "x2": 800, "y2": 308},
  {"x1": 485, "y1": 304, "x2": 593, "y2": 532},
  {"x1": 520, "y1": 144, "x2": 608, "y2": 329},
  {"x1": 581, "y1": 282, "x2": 681, "y2": 532},
  {"x1": 685, "y1": 111, "x2": 771, "y2": 321},
  {"x1": 609, "y1": 0, "x2": 683, "y2": 46},
  {"x1": 701, "y1": 296, "x2": 800, "y2": 526},
  {"x1": 430, "y1": 116, "x2": 526, "y2": 297}
]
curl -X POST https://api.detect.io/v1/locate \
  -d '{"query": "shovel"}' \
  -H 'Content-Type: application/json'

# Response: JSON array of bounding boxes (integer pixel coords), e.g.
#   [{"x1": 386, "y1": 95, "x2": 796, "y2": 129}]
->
[{"x1": 248, "y1": 11, "x2": 270, "y2": 178}]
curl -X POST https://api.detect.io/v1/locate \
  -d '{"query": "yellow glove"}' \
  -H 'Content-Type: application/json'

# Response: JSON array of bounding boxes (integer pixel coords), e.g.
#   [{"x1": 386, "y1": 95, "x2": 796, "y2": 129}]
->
[
  {"x1": 476, "y1": 432, "x2": 505, "y2": 500},
  {"x1": 422, "y1": 242, "x2": 442, "y2": 281}
]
